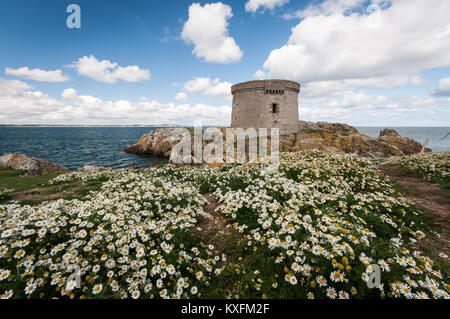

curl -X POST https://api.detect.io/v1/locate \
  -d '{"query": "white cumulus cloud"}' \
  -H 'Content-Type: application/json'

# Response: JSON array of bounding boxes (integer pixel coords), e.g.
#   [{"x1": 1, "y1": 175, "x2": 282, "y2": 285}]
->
[
  {"x1": 183, "y1": 77, "x2": 232, "y2": 98},
  {"x1": 0, "y1": 78, "x2": 230, "y2": 126},
  {"x1": 174, "y1": 92, "x2": 188, "y2": 101},
  {"x1": 302, "y1": 75, "x2": 424, "y2": 97},
  {"x1": 283, "y1": 0, "x2": 367, "y2": 19},
  {"x1": 433, "y1": 78, "x2": 450, "y2": 97},
  {"x1": 0, "y1": 79, "x2": 64, "y2": 122},
  {"x1": 263, "y1": 0, "x2": 450, "y2": 87},
  {"x1": 300, "y1": 90, "x2": 447, "y2": 126},
  {"x1": 69, "y1": 55, "x2": 150, "y2": 83},
  {"x1": 254, "y1": 70, "x2": 267, "y2": 79},
  {"x1": 5, "y1": 67, "x2": 69, "y2": 82},
  {"x1": 181, "y1": 3, "x2": 243, "y2": 64},
  {"x1": 245, "y1": 0, "x2": 289, "y2": 13}
]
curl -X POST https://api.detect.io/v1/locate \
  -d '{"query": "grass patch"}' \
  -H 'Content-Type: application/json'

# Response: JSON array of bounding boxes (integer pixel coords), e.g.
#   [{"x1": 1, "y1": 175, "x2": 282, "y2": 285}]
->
[
  {"x1": 0, "y1": 167, "x2": 103, "y2": 205},
  {"x1": 0, "y1": 167, "x2": 60, "y2": 192}
]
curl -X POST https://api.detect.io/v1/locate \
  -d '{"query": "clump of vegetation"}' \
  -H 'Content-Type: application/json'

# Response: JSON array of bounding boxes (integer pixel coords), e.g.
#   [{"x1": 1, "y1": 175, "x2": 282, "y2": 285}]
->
[{"x1": 0, "y1": 186, "x2": 13, "y2": 202}]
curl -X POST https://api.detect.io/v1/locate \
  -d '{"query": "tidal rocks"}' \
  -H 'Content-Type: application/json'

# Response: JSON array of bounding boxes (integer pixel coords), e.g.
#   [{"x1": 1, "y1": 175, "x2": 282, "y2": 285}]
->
[{"x1": 0, "y1": 153, "x2": 69, "y2": 176}]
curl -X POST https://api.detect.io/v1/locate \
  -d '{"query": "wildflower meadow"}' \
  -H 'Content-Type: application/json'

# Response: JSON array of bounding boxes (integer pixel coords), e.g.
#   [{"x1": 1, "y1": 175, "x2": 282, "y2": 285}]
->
[{"x1": 0, "y1": 151, "x2": 448, "y2": 299}]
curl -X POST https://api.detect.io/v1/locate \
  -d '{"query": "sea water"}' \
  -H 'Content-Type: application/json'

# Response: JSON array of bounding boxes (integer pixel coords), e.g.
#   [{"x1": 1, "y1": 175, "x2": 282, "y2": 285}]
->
[{"x1": 0, "y1": 126, "x2": 448, "y2": 170}]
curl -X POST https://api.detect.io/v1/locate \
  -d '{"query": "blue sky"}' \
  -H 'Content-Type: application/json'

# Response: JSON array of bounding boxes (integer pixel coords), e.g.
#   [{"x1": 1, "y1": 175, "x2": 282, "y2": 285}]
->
[{"x1": 0, "y1": 0, "x2": 449, "y2": 126}]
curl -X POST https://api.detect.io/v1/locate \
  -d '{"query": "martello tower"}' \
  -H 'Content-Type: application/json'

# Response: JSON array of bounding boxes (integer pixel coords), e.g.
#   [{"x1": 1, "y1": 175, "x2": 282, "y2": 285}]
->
[{"x1": 231, "y1": 79, "x2": 301, "y2": 135}]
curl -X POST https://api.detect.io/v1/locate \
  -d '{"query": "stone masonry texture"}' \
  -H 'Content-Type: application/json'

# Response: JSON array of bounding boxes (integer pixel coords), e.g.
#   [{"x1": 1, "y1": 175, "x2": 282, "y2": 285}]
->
[{"x1": 231, "y1": 80, "x2": 301, "y2": 135}]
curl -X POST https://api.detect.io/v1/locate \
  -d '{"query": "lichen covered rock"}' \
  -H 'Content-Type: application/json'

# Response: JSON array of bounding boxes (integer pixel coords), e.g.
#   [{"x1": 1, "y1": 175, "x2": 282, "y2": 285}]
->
[
  {"x1": 0, "y1": 153, "x2": 69, "y2": 175},
  {"x1": 282, "y1": 126, "x2": 428, "y2": 158}
]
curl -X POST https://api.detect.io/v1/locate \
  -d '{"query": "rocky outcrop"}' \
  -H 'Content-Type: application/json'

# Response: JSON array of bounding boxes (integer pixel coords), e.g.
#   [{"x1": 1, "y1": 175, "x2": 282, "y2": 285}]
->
[
  {"x1": 377, "y1": 133, "x2": 426, "y2": 155},
  {"x1": 379, "y1": 128, "x2": 400, "y2": 137},
  {"x1": 0, "y1": 153, "x2": 69, "y2": 175},
  {"x1": 281, "y1": 127, "x2": 428, "y2": 158},
  {"x1": 124, "y1": 128, "x2": 188, "y2": 157},
  {"x1": 297, "y1": 121, "x2": 358, "y2": 134},
  {"x1": 124, "y1": 123, "x2": 431, "y2": 162}
]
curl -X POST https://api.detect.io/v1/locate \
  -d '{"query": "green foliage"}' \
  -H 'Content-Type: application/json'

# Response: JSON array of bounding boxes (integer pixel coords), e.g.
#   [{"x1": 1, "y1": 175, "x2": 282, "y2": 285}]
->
[{"x1": 0, "y1": 167, "x2": 59, "y2": 192}]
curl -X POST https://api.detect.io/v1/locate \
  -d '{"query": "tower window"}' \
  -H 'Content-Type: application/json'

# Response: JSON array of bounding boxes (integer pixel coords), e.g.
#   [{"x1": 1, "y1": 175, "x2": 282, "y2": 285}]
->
[{"x1": 272, "y1": 103, "x2": 279, "y2": 113}]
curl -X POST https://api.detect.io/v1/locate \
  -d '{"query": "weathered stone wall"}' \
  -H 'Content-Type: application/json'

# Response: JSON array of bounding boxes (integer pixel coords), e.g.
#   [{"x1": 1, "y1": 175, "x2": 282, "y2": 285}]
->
[{"x1": 231, "y1": 80, "x2": 300, "y2": 135}]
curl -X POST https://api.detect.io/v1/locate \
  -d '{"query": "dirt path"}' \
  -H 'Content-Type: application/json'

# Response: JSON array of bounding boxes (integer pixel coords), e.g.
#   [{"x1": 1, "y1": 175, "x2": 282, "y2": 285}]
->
[
  {"x1": 197, "y1": 193, "x2": 230, "y2": 237},
  {"x1": 380, "y1": 165, "x2": 450, "y2": 259},
  {"x1": 196, "y1": 193, "x2": 246, "y2": 260}
]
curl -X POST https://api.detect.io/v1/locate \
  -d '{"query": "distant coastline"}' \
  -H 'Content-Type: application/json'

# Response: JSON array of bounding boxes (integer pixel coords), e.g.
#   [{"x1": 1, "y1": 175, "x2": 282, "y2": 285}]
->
[{"x1": 0, "y1": 124, "x2": 184, "y2": 128}]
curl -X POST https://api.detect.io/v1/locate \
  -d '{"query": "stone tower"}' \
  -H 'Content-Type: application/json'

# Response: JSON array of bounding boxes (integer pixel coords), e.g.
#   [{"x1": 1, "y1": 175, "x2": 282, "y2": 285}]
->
[{"x1": 231, "y1": 79, "x2": 301, "y2": 135}]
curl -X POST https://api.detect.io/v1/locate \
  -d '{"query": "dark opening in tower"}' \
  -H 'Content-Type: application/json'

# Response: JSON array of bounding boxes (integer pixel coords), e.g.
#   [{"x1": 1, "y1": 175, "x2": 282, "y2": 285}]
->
[{"x1": 272, "y1": 103, "x2": 279, "y2": 114}]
